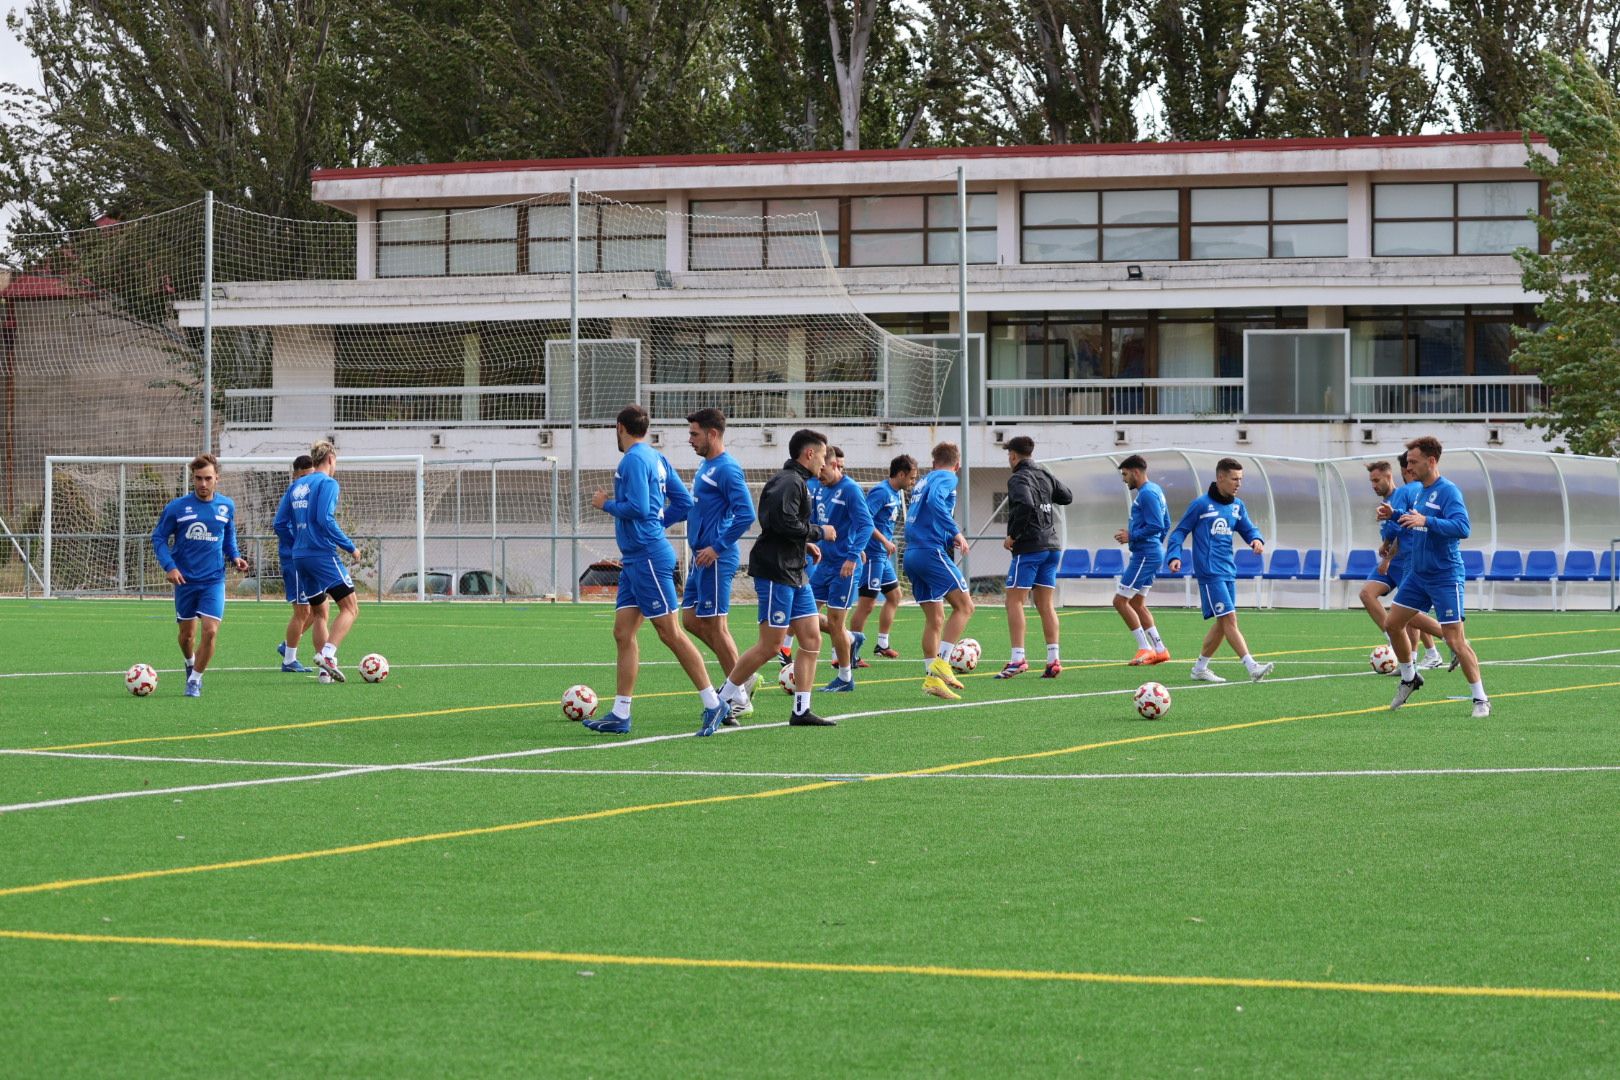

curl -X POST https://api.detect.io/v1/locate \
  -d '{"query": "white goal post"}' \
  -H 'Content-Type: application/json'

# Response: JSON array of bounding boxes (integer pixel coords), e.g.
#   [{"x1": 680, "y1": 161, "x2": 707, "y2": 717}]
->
[{"x1": 42, "y1": 455, "x2": 427, "y2": 601}]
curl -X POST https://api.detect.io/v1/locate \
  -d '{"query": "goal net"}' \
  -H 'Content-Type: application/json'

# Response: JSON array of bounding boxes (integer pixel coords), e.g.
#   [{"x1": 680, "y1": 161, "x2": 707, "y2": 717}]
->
[{"x1": 43, "y1": 455, "x2": 426, "y2": 600}]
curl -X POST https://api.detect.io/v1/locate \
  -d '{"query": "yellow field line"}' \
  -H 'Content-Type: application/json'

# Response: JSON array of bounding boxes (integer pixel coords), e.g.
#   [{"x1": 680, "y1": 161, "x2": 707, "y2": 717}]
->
[
  {"x1": 3, "y1": 928, "x2": 1615, "y2": 1003},
  {"x1": 5, "y1": 680, "x2": 1614, "y2": 901}
]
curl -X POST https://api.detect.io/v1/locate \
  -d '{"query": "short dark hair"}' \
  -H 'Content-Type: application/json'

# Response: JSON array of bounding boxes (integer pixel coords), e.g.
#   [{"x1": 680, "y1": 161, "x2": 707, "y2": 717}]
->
[
  {"x1": 788, "y1": 428, "x2": 827, "y2": 461},
  {"x1": 686, "y1": 407, "x2": 726, "y2": 433},
  {"x1": 1365, "y1": 460, "x2": 1392, "y2": 474},
  {"x1": 617, "y1": 404, "x2": 650, "y2": 437},
  {"x1": 889, "y1": 454, "x2": 917, "y2": 478},
  {"x1": 292, "y1": 454, "x2": 314, "y2": 472},
  {"x1": 1119, "y1": 454, "x2": 1147, "y2": 472},
  {"x1": 932, "y1": 441, "x2": 960, "y2": 467},
  {"x1": 1406, "y1": 435, "x2": 1443, "y2": 460},
  {"x1": 189, "y1": 453, "x2": 218, "y2": 476},
  {"x1": 1006, "y1": 435, "x2": 1035, "y2": 457},
  {"x1": 1397, "y1": 451, "x2": 1410, "y2": 470},
  {"x1": 827, "y1": 445, "x2": 845, "y2": 461},
  {"x1": 1216, "y1": 457, "x2": 1244, "y2": 475}
]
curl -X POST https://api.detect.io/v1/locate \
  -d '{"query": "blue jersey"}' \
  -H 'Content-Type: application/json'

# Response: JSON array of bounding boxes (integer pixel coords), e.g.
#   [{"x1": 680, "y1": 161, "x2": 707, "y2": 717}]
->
[
  {"x1": 603, "y1": 441, "x2": 681, "y2": 559},
  {"x1": 1401, "y1": 476, "x2": 1470, "y2": 582},
  {"x1": 1380, "y1": 480, "x2": 1423, "y2": 575},
  {"x1": 907, "y1": 469, "x2": 960, "y2": 552},
  {"x1": 865, "y1": 479, "x2": 905, "y2": 559},
  {"x1": 151, "y1": 493, "x2": 239, "y2": 583},
  {"x1": 687, "y1": 451, "x2": 754, "y2": 554},
  {"x1": 283, "y1": 471, "x2": 358, "y2": 558},
  {"x1": 821, "y1": 474, "x2": 875, "y2": 563},
  {"x1": 1126, "y1": 481, "x2": 1171, "y2": 555},
  {"x1": 1166, "y1": 491, "x2": 1263, "y2": 582}
]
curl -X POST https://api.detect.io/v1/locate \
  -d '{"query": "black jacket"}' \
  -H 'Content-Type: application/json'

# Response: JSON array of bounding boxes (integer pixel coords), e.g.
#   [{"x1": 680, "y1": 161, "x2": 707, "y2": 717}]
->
[
  {"x1": 1006, "y1": 458, "x2": 1074, "y2": 554},
  {"x1": 748, "y1": 459, "x2": 822, "y2": 586}
]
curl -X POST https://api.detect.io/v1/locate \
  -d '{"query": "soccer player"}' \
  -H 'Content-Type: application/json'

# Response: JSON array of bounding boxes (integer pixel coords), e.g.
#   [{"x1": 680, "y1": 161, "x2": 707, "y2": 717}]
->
[
  {"x1": 284, "y1": 440, "x2": 361, "y2": 683},
  {"x1": 679, "y1": 408, "x2": 757, "y2": 719},
  {"x1": 994, "y1": 436, "x2": 1072, "y2": 679},
  {"x1": 150, "y1": 454, "x2": 248, "y2": 697},
  {"x1": 589, "y1": 404, "x2": 728, "y2": 736},
  {"x1": 1382, "y1": 436, "x2": 1490, "y2": 717},
  {"x1": 717, "y1": 429, "x2": 838, "y2": 727},
  {"x1": 1113, "y1": 454, "x2": 1171, "y2": 666},
  {"x1": 272, "y1": 453, "x2": 317, "y2": 673},
  {"x1": 850, "y1": 454, "x2": 916, "y2": 666},
  {"x1": 904, "y1": 441, "x2": 974, "y2": 700},
  {"x1": 1164, "y1": 457, "x2": 1275, "y2": 684},
  {"x1": 810, "y1": 446, "x2": 875, "y2": 692},
  {"x1": 1361, "y1": 455, "x2": 1445, "y2": 670}
]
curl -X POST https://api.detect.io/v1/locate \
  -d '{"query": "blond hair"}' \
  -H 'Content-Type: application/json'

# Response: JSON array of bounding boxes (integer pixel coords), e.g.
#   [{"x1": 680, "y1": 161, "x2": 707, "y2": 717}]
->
[{"x1": 310, "y1": 440, "x2": 336, "y2": 467}]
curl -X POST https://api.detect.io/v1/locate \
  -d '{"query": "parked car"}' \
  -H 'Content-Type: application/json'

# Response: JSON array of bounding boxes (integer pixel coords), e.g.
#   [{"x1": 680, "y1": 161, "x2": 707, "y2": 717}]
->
[
  {"x1": 575, "y1": 559, "x2": 685, "y2": 600},
  {"x1": 390, "y1": 568, "x2": 517, "y2": 598}
]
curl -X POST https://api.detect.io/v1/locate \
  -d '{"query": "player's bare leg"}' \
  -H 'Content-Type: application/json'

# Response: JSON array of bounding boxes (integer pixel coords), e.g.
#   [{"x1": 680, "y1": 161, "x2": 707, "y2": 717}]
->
[
  {"x1": 317, "y1": 592, "x2": 360, "y2": 676},
  {"x1": 1131, "y1": 594, "x2": 1167, "y2": 662},
  {"x1": 728, "y1": 623, "x2": 789, "y2": 692},
  {"x1": 919, "y1": 599, "x2": 961, "y2": 696},
  {"x1": 612, "y1": 607, "x2": 644, "y2": 697},
  {"x1": 823, "y1": 605, "x2": 855, "y2": 689},
  {"x1": 191, "y1": 617, "x2": 220, "y2": 674},
  {"x1": 177, "y1": 618, "x2": 197, "y2": 671},
  {"x1": 647, "y1": 611, "x2": 719, "y2": 692},
  {"x1": 682, "y1": 608, "x2": 740, "y2": 675},
  {"x1": 1359, "y1": 581, "x2": 1391, "y2": 632},
  {"x1": 1033, "y1": 584, "x2": 1062, "y2": 675},
  {"x1": 1191, "y1": 613, "x2": 1272, "y2": 683}
]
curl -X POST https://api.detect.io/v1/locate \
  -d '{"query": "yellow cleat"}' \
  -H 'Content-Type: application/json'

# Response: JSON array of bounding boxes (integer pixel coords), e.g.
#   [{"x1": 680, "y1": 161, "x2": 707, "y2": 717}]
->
[
  {"x1": 928, "y1": 658, "x2": 965, "y2": 689},
  {"x1": 922, "y1": 675, "x2": 960, "y2": 700}
]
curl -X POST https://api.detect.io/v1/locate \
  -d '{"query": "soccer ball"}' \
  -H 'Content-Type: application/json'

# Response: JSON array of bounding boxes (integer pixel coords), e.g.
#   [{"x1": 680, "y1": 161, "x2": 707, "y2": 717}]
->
[
  {"x1": 778, "y1": 662, "x2": 797, "y2": 694},
  {"x1": 1133, "y1": 681, "x2": 1172, "y2": 719},
  {"x1": 125, "y1": 663, "x2": 158, "y2": 697},
  {"x1": 359, "y1": 653, "x2": 390, "y2": 683},
  {"x1": 562, "y1": 684, "x2": 598, "y2": 721},
  {"x1": 1369, "y1": 645, "x2": 1397, "y2": 675},
  {"x1": 949, "y1": 639, "x2": 982, "y2": 673}
]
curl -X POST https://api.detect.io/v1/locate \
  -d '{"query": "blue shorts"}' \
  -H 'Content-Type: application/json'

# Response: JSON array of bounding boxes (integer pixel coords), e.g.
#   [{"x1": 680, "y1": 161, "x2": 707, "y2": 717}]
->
[
  {"x1": 1368, "y1": 558, "x2": 1409, "y2": 592},
  {"x1": 904, "y1": 547, "x2": 968, "y2": 605},
  {"x1": 1005, "y1": 549, "x2": 1060, "y2": 591},
  {"x1": 174, "y1": 579, "x2": 226, "y2": 622},
  {"x1": 615, "y1": 550, "x2": 680, "y2": 617},
  {"x1": 681, "y1": 550, "x2": 739, "y2": 618},
  {"x1": 811, "y1": 556, "x2": 863, "y2": 610},
  {"x1": 1117, "y1": 552, "x2": 1161, "y2": 596},
  {"x1": 1392, "y1": 575, "x2": 1466, "y2": 624},
  {"x1": 291, "y1": 554, "x2": 354, "y2": 604},
  {"x1": 1196, "y1": 578, "x2": 1238, "y2": 620},
  {"x1": 282, "y1": 565, "x2": 300, "y2": 603},
  {"x1": 861, "y1": 552, "x2": 899, "y2": 596},
  {"x1": 756, "y1": 577, "x2": 818, "y2": 628}
]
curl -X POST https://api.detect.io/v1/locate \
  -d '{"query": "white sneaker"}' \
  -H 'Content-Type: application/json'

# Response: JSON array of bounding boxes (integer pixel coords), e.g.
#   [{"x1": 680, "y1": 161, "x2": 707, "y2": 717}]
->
[
  {"x1": 317, "y1": 670, "x2": 333, "y2": 684},
  {"x1": 1189, "y1": 668, "x2": 1227, "y2": 683},
  {"x1": 1248, "y1": 662, "x2": 1275, "y2": 683},
  {"x1": 1418, "y1": 654, "x2": 1445, "y2": 670},
  {"x1": 1472, "y1": 698, "x2": 1491, "y2": 718},
  {"x1": 732, "y1": 693, "x2": 755, "y2": 718},
  {"x1": 743, "y1": 672, "x2": 760, "y2": 698}
]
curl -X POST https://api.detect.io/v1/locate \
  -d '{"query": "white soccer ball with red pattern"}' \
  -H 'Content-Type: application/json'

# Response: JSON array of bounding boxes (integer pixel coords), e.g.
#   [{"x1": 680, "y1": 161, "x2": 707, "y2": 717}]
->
[
  {"x1": 778, "y1": 662, "x2": 797, "y2": 694},
  {"x1": 125, "y1": 663, "x2": 158, "y2": 697},
  {"x1": 1369, "y1": 645, "x2": 1397, "y2": 675},
  {"x1": 359, "y1": 653, "x2": 389, "y2": 683},
  {"x1": 949, "y1": 638, "x2": 981, "y2": 673},
  {"x1": 562, "y1": 684, "x2": 598, "y2": 721},
  {"x1": 1133, "y1": 681, "x2": 1172, "y2": 719}
]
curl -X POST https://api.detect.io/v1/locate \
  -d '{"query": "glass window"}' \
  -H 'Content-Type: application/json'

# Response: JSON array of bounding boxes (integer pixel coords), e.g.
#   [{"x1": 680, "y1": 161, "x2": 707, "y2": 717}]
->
[
  {"x1": 527, "y1": 205, "x2": 570, "y2": 239},
  {"x1": 690, "y1": 236, "x2": 761, "y2": 270},
  {"x1": 1102, "y1": 226, "x2": 1177, "y2": 261},
  {"x1": 379, "y1": 210, "x2": 445, "y2": 244},
  {"x1": 1103, "y1": 190, "x2": 1177, "y2": 225},
  {"x1": 1473, "y1": 322, "x2": 1515, "y2": 376},
  {"x1": 1376, "y1": 183, "x2": 1453, "y2": 218},
  {"x1": 1457, "y1": 181, "x2": 1538, "y2": 218},
  {"x1": 927, "y1": 193, "x2": 997, "y2": 228},
  {"x1": 851, "y1": 195, "x2": 924, "y2": 230},
  {"x1": 1273, "y1": 185, "x2": 1348, "y2": 221},
  {"x1": 850, "y1": 232, "x2": 924, "y2": 266},
  {"x1": 767, "y1": 197, "x2": 839, "y2": 230},
  {"x1": 449, "y1": 243, "x2": 516, "y2": 275},
  {"x1": 1191, "y1": 187, "x2": 1267, "y2": 222},
  {"x1": 927, "y1": 230, "x2": 997, "y2": 264},
  {"x1": 1273, "y1": 223, "x2": 1347, "y2": 258},
  {"x1": 378, "y1": 243, "x2": 446, "y2": 278},
  {"x1": 1191, "y1": 224, "x2": 1268, "y2": 260},
  {"x1": 449, "y1": 206, "x2": 517, "y2": 241},
  {"x1": 603, "y1": 202, "x2": 661, "y2": 237},
  {"x1": 1022, "y1": 228, "x2": 1098, "y2": 263},
  {"x1": 1374, "y1": 221, "x2": 1452, "y2": 256},
  {"x1": 1458, "y1": 218, "x2": 1538, "y2": 255},
  {"x1": 1410, "y1": 315, "x2": 1465, "y2": 378},
  {"x1": 602, "y1": 237, "x2": 663, "y2": 271},
  {"x1": 1024, "y1": 191, "x2": 1098, "y2": 227}
]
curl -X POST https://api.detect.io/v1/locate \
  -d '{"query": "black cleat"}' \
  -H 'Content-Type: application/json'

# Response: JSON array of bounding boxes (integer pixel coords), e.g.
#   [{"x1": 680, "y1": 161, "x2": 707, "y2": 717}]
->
[
  {"x1": 788, "y1": 709, "x2": 836, "y2": 727},
  {"x1": 1448, "y1": 653, "x2": 1461, "y2": 673}
]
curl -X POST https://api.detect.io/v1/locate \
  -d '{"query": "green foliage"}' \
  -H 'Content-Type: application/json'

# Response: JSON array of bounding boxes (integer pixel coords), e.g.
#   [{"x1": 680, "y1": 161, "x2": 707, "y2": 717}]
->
[{"x1": 1515, "y1": 51, "x2": 1620, "y2": 456}]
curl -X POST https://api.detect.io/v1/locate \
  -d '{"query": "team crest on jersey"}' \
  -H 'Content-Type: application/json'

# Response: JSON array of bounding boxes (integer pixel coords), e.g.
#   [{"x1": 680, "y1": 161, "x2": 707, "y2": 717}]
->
[
  {"x1": 1211, "y1": 517, "x2": 1232, "y2": 536},
  {"x1": 1215, "y1": 601, "x2": 1227, "y2": 613},
  {"x1": 184, "y1": 522, "x2": 212, "y2": 541}
]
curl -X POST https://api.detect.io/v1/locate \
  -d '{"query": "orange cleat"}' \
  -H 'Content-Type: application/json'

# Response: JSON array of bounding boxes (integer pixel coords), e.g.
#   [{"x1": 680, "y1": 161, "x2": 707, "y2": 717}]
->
[
  {"x1": 1129, "y1": 648, "x2": 1157, "y2": 666},
  {"x1": 1147, "y1": 649, "x2": 1172, "y2": 665}
]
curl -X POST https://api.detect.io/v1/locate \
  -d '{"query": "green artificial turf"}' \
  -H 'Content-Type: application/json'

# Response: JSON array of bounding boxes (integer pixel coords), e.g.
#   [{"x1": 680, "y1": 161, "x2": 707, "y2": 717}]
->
[{"x1": 1, "y1": 597, "x2": 1617, "y2": 1077}]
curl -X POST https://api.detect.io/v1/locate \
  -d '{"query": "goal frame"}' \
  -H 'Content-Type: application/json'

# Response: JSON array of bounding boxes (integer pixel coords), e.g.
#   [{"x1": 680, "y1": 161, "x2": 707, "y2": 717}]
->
[{"x1": 42, "y1": 455, "x2": 427, "y2": 601}]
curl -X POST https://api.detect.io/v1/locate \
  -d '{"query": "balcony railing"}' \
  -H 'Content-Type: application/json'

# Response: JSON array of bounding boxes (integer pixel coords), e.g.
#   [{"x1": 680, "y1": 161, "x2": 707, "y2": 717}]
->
[
  {"x1": 1349, "y1": 376, "x2": 1544, "y2": 419},
  {"x1": 224, "y1": 385, "x2": 548, "y2": 428},
  {"x1": 984, "y1": 378, "x2": 1245, "y2": 420}
]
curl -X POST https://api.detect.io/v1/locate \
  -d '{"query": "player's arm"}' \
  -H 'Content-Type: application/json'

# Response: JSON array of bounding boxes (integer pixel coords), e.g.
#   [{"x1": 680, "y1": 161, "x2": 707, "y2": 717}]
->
[
  {"x1": 661, "y1": 462, "x2": 693, "y2": 527},
  {"x1": 272, "y1": 488, "x2": 295, "y2": 546},
  {"x1": 1235, "y1": 503, "x2": 1265, "y2": 553},
  {"x1": 601, "y1": 458, "x2": 652, "y2": 522},
  {"x1": 1048, "y1": 470, "x2": 1074, "y2": 506},
  {"x1": 718, "y1": 463, "x2": 756, "y2": 548},
  {"x1": 865, "y1": 485, "x2": 897, "y2": 554},
  {"x1": 1420, "y1": 488, "x2": 1472, "y2": 539},
  {"x1": 223, "y1": 505, "x2": 249, "y2": 571},
  {"x1": 842, "y1": 482, "x2": 875, "y2": 574},
  {"x1": 1164, "y1": 500, "x2": 1200, "y2": 570},
  {"x1": 319, "y1": 483, "x2": 359, "y2": 555},
  {"x1": 151, "y1": 504, "x2": 181, "y2": 582}
]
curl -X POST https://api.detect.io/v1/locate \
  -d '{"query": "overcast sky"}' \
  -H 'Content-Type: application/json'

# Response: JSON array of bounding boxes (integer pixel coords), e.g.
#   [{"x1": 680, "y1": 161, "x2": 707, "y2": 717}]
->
[{"x1": 1, "y1": 10, "x2": 40, "y2": 251}]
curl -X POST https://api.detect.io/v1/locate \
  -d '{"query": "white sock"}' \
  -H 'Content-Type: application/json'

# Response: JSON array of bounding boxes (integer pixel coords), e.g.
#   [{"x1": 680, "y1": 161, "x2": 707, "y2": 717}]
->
[
  {"x1": 719, "y1": 679, "x2": 742, "y2": 703},
  {"x1": 794, "y1": 690, "x2": 811, "y2": 714},
  {"x1": 1399, "y1": 662, "x2": 1415, "y2": 680},
  {"x1": 1192, "y1": 655, "x2": 1210, "y2": 673},
  {"x1": 320, "y1": 643, "x2": 336, "y2": 659},
  {"x1": 1468, "y1": 680, "x2": 1486, "y2": 700},
  {"x1": 699, "y1": 686, "x2": 720, "y2": 710},
  {"x1": 838, "y1": 666, "x2": 852, "y2": 681},
  {"x1": 1242, "y1": 653, "x2": 1262, "y2": 674},
  {"x1": 1146, "y1": 627, "x2": 1164, "y2": 650},
  {"x1": 283, "y1": 645, "x2": 297, "y2": 664},
  {"x1": 876, "y1": 633, "x2": 890, "y2": 648},
  {"x1": 1047, "y1": 644, "x2": 1060, "y2": 663},
  {"x1": 184, "y1": 654, "x2": 194, "y2": 668},
  {"x1": 938, "y1": 641, "x2": 955, "y2": 662},
  {"x1": 187, "y1": 669, "x2": 202, "y2": 686},
  {"x1": 1426, "y1": 645, "x2": 1443, "y2": 660},
  {"x1": 1132, "y1": 628, "x2": 1150, "y2": 650},
  {"x1": 1010, "y1": 647, "x2": 1026, "y2": 663},
  {"x1": 612, "y1": 695, "x2": 633, "y2": 719}
]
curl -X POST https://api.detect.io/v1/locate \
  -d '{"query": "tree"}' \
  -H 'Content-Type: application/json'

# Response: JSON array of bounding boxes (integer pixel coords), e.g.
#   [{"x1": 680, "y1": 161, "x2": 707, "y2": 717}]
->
[
  {"x1": 1275, "y1": 0, "x2": 1442, "y2": 137},
  {"x1": 1429, "y1": 0, "x2": 1593, "y2": 131},
  {"x1": 1144, "y1": 0, "x2": 1262, "y2": 139},
  {"x1": 1514, "y1": 51, "x2": 1620, "y2": 456}
]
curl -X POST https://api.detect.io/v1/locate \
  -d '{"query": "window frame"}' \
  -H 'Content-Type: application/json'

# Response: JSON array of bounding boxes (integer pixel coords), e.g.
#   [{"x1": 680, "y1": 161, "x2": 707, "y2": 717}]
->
[{"x1": 1371, "y1": 181, "x2": 1543, "y2": 257}]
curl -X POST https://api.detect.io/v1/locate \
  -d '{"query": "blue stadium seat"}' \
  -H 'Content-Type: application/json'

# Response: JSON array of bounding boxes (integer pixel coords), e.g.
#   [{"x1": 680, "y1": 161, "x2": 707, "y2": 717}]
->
[
  {"x1": 1484, "y1": 550, "x2": 1524, "y2": 581},
  {"x1": 1087, "y1": 548, "x2": 1125, "y2": 579},
  {"x1": 1300, "y1": 549, "x2": 1326, "y2": 579},
  {"x1": 1262, "y1": 548, "x2": 1301, "y2": 579},
  {"x1": 1056, "y1": 548, "x2": 1091, "y2": 579},
  {"x1": 1522, "y1": 550, "x2": 1559, "y2": 582},
  {"x1": 1461, "y1": 550, "x2": 1486, "y2": 580},
  {"x1": 1160, "y1": 549, "x2": 1188, "y2": 578},
  {"x1": 1233, "y1": 549, "x2": 1263, "y2": 578},
  {"x1": 1599, "y1": 550, "x2": 1617, "y2": 582},
  {"x1": 1341, "y1": 549, "x2": 1377, "y2": 580},
  {"x1": 1559, "y1": 550, "x2": 1597, "y2": 581}
]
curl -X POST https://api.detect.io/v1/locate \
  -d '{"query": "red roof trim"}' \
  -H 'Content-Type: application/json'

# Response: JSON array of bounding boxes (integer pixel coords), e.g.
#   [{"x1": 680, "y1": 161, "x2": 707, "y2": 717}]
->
[{"x1": 311, "y1": 132, "x2": 1537, "y2": 183}]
